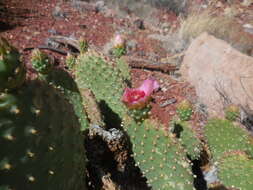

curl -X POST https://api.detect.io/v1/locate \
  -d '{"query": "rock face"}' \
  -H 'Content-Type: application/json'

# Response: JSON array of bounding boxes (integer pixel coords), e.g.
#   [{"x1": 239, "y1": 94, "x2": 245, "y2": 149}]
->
[{"x1": 180, "y1": 32, "x2": 253, "y2": 117}]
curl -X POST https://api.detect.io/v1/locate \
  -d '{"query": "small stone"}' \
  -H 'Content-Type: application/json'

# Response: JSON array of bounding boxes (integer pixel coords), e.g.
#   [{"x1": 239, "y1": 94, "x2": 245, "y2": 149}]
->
[
  {"x1": 160, "y1": 98, "x2": 177, "y2": 107},
  {"x1": 133, "y1": 19, "x2": 145, "y2": 30},
  {"x1": 161, "y1": 22, "x2": 171, "y2": 31},
  {"x1": 95, "y1": 1, "x2": 105, "y2": 12},
  {"x1": 216, "y1": 1, "x2": 223, "y2": 8},
  {"x1": 243, "y1": 23, "x2": 253, "y2": 34},
  {"x1": 169, "y1": 111, "x2": 175, "y2": 115},
  {"x1": 48, "y1": 29, "x2": 58, "y2": 35},
  {"x1": 52, "y1": 6, "x2": 66, "y2": 19},
  {"x1": 241, "y1": 0, "x2": 253, "y2": 6},
  {"x1": 126, "y1": 40, "x2": 138, "y2": 52}
]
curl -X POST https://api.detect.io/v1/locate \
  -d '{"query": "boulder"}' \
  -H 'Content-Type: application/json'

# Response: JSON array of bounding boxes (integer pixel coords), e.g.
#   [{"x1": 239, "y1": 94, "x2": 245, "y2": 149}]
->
[{"x1": 180, "y1": 32, "x2": 253, "y2": 117}]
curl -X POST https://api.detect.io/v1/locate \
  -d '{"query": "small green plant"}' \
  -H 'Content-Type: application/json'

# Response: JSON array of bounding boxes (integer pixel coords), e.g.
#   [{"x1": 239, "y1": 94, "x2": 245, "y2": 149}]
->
[
  {"x1": 65, "y1": 53, "x2": 76, "y2": 69},
  {"x1": 176, "y1": 100, "x2": 193, "y2": 121},
  {"x1": 112, "y1": 34, "x2": 126, "y2": 58},
  {"x1": 31, "y1": 49, "x2": 52, "y2": 74},
  {"x1": 224, "y1": 104, "x2": 240, "y2": 121},
  {"x1": 79, "y1": 37, "x2": 88, "y2": 54},
  {"x1": 112, "y1": 46, "x2": 126, "y2": 58}
]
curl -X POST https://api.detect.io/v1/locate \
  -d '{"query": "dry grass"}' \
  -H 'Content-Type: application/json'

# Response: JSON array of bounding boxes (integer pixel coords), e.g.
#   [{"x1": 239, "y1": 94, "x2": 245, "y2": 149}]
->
[{"x1": 177, "y1": 9, "x2": 253, "y2": 54}]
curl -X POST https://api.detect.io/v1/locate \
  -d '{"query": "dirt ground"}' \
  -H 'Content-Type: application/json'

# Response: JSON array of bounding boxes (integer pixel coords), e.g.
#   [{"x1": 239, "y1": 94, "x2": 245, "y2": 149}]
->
[{"x1": 0, "y1": 0, "x2": 203, "y2": 128}]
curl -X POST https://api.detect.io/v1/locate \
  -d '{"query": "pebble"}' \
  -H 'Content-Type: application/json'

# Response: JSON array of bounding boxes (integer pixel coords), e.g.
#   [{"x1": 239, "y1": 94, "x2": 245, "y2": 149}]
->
[
  {"x1": 95, "y1": 1, "x2": 105, "y2": 12},
  {"x1": 160, "y1": 98, "x2": 177, "y2": 108},
  {"x1": 52, "y1": 6, "x2": 67, "y2": 19},
  {"x1": 126, "y1": 40, "x2": 138, "y2": 52},
  {"x1": 243, "y1": 23, "x2": 253, "y2": 34},
  {"x1": 133, "y1": 19, "x2": 145, "y2": 30}
]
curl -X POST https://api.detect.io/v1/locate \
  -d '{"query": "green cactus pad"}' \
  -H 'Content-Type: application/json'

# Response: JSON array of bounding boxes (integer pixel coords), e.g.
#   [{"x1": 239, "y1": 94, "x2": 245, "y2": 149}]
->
[
  {"x1": 124, "y1": 118, "x2": 196, "y2": 190},
  {"x1": 176, "y1": 100, "x2": 193, "y2": 121},
  {"x1": 204, "y1": 118, "x2": 253, "y2": 160},
  {"x1": 116, "y1": 58, "x2": 131, "y2": 82},
  {"x1": 0, "y1": 81, "x2": 87, "y2": 190},
  {"x1": 171, "y1": 120, "x2": 202, "y2": 160},
  {"x1": 79, "y1": 38, "x2": 88, "y2": 54},
  {"x1": 112, "y1": 46, "x2": 126, "y2": 58},
  {"x1": 45, "y1": 69, "x2": 89, "y2": 131},
  {"x1": 31, "y1": 49, "x2": 52, "y2": 74},
  {"x1": 224, "y1": 105, "x2": 240, "y2": 122},
  {"x1": 74, "y1": 51, "x2": 128, "y2": 118},
  {"x1": 0, "y1": 37, "x2": 26, "y2": 92},
  {"x1": 73, "y1": 50, "x2": 195, "y2": 189},
  {"x1": 128, "y1": 106, "x2": 151, "y2": 122},
  {"x1": 217, "y1": 152, "x2": 253, "y2": 190},
  {"x1": 0, "y1": 185, "x2": 11, "y2": 190},
  {"x1": 0, "y1": 93, "x2": 18, "y2": 112},
  {"x1": 65, "y1": 54, "x2": 76, "y2": 70}
]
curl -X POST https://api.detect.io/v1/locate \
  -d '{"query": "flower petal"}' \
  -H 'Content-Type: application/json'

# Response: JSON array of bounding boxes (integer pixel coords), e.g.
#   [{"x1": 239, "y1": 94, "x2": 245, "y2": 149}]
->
[
  {"x1": 122, "y1": 88, "x2": 145, "y2": 104},
  {"x1": 122, "y1": 78, "x2": 159, "y2": 109},
  {"x1": 138, "y1": 78, "x2": 159, "y2": 96},
  {"x1": 113, "y1": 34, "x2": 125, "y2": 48}
]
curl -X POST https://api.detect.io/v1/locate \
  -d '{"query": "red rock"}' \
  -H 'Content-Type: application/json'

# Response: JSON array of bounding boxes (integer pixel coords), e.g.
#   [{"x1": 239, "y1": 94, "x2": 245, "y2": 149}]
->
[{"x1": 180, "y1": 32, "x2": 253, "y2": 116}]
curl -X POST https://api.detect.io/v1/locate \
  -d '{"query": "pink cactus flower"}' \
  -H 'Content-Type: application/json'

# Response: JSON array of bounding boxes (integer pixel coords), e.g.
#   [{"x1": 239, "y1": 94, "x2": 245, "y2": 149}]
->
[
  {"x1": 122, "y1": 78, "x2": 159, "y2": 109},
  {"x1": 113, "y1": 34, "x2": 125, "y2": 48}
]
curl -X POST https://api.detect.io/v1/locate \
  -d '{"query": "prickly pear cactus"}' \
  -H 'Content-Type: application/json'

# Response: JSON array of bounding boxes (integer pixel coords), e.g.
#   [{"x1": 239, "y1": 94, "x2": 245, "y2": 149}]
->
[
  {"x1": 170, "y1": 120, "x2": 202, "y2": 160},
  {"x1": 204, "y1": 118, "x2": 253, "y2": 161},
  {"x1": 45, "y1": 69, "x2": 89, "y2": 131},
  {"x1": 217, "y1": 152, "x2": 253, "y2": 190},
  {"x1": 115, "y1": 58, "x2": 131, "y2": 81},
  {"x1": 0, "y1": 81, "x2": 87, "y2": 190},
  {"x1": 79, "y1": 38, "x2": 88, "y2": 54},
  {"x1": 74, "y1": 51, "x2": 196, "y2": 189},
  {"x1": 224, "y1": 104, "x2": 240, "y2": 122},
  {"x1": 0, "y1": 37, "x2": 26, "y2": 92},
  {"x1": 74, "y1": 50, "x2": 128, "y2": 118},
  {"x1": 205, "y1": 118, "x2": 253, "y2": 189},
  {"x1": 124, "y1": 118, "x2": 196, "y2": 190},
  {"x1": 176, "y1": 100, "x2": 193, "y2": 121},
  {"x1": 65, "y1": 53, "x2": 76, "y2": 70},
  {"x1": 31, "y1": 49, "x2": 52, "y2": 74}
]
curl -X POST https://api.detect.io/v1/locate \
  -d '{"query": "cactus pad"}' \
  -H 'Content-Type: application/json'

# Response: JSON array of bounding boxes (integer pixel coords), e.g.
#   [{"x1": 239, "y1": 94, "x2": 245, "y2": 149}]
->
[
  {"x1": 31, "y1": 49, "x2": 52, "y2": 74},
  {"x1": 204, "y1": 118, "x2": 253, "y2": 160},
  {"x1": 0, "y1": 81, "x2": 87, "y2": 190},
  {"x1": 46, "y1": 69, "x2": 89, "y2": 131},
  {"x1": 74, "y1": 51, "x2": 128, "y2": 118},
  {"x1": 0, "y1": 37, "x2": 25, "y2": 92},
  {"x1": 176, "y1": 100, "x2": 193, "y2": 121},
  {"x1": 217, "y1": 152, "x2": 253, "y2": 190},
  {"x1": 171, "y1": 120, "x2": 202, "y2": 160},
  {"x1": 124, "y1": 118, "x2": 196, "y2": 190},
  {"x1": 224, "y1": 104, "x2": 240, "y2": 122}
]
